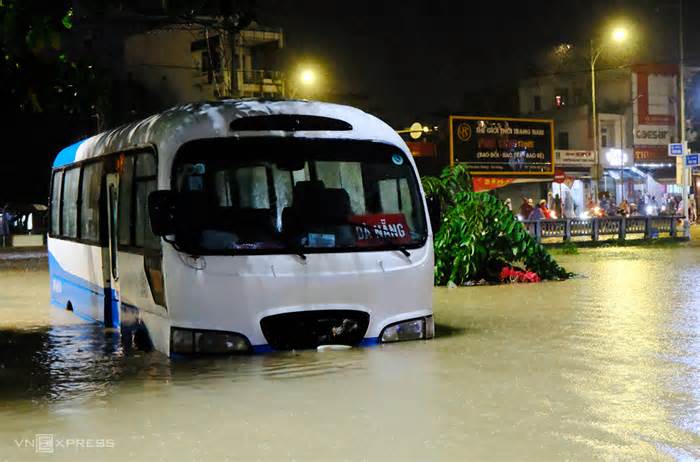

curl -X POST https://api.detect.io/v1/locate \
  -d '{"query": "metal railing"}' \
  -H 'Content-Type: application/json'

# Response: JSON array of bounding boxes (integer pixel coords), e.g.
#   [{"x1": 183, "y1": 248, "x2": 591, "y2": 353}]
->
[
  {"x1": 522, "y1": 216, "x2": 684, "y2": 243},
  {"x1": 238, "y1": 69, "x2": 284, "y2": 85}
]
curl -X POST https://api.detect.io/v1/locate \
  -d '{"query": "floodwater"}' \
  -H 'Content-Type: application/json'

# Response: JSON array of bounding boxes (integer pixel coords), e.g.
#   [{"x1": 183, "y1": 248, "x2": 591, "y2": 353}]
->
[{"x1": 1, "y1": 246, "x2": 700, "y2": 461}]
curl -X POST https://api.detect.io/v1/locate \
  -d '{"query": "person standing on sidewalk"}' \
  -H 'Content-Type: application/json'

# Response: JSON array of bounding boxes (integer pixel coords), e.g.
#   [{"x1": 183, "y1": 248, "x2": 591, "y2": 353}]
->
[
  {"x1": 0, "y1": 205, "x2": 9, "y2": 247},
  {"x1": 689, "y1": 194, "x2": 697, "y2": 223},
  {"x1": 520, "y1": 198, "x2": 534, "y2": 219}
]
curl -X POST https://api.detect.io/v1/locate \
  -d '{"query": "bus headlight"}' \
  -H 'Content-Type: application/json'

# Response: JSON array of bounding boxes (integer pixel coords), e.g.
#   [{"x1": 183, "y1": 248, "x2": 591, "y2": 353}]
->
[
  {"x1": 380, "y1": 316, "x2": 435, "y2": 343},
  {"x1": 171, "y1": 327, "x2": 252, "y2": 354}
]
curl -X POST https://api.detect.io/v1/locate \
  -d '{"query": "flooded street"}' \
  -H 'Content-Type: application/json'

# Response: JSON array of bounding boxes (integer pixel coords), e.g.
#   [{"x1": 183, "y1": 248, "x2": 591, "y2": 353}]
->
[{"x1": 1, "y1": 246, "x2": 700, "y2": 460}]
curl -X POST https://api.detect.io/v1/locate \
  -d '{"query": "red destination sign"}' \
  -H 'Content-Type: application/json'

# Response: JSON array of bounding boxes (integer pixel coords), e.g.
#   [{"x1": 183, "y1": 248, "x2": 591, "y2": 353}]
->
[{"x1": 347, "y1": 213, "x2": 412, "y2": 246}]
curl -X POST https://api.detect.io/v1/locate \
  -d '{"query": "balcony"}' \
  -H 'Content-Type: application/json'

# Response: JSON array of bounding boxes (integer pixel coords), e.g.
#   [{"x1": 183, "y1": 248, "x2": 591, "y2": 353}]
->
[
  {"x1": 193, "y1": 68, "x2": 285, "y2": 98},
  {"x1": 240, "y1": 27, "x2": 284, "y2": 47},
  {"x1": 235, "y1": 69, "x2": 285, "y2": 97}
]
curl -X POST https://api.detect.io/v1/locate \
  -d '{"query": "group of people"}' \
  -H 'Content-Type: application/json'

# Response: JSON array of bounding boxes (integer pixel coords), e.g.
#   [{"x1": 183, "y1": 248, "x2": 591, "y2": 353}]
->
[
  {"x1": 508, "y1": 192, "x2": 698, "y2": 223},
  {"x1": 594, "y1": 193, "x2": 697, "y2": 221},
  {"x1": 509, "y1": 192, "x2": 576, "y2": 221}
]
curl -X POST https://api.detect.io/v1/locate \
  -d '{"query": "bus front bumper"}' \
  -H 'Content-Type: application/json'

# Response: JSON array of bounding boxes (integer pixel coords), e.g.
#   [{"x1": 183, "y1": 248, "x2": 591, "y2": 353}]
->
[{"x1": 170, "y1": 314, "x2": 434, "y2": 355}]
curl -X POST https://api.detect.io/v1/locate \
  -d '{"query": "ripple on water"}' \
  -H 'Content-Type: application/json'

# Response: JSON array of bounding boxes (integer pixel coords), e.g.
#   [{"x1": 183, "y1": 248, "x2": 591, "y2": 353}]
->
[{"x1": 1, "y1": 247, "x2": 700, "y2": 460}]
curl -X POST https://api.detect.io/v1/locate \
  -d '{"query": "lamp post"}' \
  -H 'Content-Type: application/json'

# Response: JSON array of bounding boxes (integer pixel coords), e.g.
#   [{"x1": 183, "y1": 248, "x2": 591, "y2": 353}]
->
[
  {"x1": 590, "y1": 25, "x2": 629, "y2": 202},
  {"x1": 620, "y1": 114, "x2": 625, "y2": 202}
]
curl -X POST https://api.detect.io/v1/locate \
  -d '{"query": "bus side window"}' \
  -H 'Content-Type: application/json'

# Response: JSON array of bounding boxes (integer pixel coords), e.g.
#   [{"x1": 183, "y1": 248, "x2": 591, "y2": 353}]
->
[
  {"x1": 50, "y1": 171, "x2": 63, "y2": 236},
  {"x1": 134, "y1": 152, "x2": 158, "y2": 249},
  {"x1": 133, "y1": 151, "x2": 165, "y2": 307},
  {"x1": 80, "y1": 162, "x2": 104, "y2": 243},
  {"x1": 62, "y1": 168, "x2": 80, "y2": 239},
  {"x1": 118, "y1": 156, "x2": 134, "y2": 246}
]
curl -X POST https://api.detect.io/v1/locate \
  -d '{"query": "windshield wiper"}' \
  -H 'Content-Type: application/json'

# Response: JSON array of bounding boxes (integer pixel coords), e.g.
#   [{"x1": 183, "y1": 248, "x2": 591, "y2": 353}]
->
[
  {"x1": 266, "y1": 231, "x2": 307, "y2": 260},
  {"x1": 349, "y1": 222, "x2": 411, "y2": 258}
]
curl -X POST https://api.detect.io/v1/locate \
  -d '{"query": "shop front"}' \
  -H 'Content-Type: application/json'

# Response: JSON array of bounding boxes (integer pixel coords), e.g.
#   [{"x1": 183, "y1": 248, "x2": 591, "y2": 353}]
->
[
  {"x1": 599, "y1": 146, "x2": 644, "y2": 203},
  {"x1": 448, "y1": 116, "x2": 555, "y2": 216},
  {"x1": 551, "y1": 150, "x2": 596, "y2": 215},
  {"x1": 633, "y1": 145, "x2": 677, "y2": 206}
]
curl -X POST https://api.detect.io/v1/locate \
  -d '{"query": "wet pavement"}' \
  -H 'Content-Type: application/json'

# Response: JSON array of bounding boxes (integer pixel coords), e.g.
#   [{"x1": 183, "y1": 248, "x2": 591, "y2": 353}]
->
[{"x1": 1, "y1": 245, "x2": 700, "y2": 460}]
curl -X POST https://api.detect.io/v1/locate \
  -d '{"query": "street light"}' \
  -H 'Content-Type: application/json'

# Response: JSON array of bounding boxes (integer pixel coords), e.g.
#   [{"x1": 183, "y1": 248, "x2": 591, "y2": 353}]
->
[
  {"x1": 300, "y1": 69, "x2": 316, "y2": 86},
  {"x1": 611, "y1": 27, "x2": 628, "y2": 43},
  {"x1": 288, "y1": 65, "x2": 320, "y2": 98},
  {"x1": 590, "y1": 24, "x2": 630, "y2": 201}
]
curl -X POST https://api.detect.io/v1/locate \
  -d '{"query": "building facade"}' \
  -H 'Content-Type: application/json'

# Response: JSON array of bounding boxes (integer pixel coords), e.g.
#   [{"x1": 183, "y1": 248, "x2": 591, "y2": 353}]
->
[
  {"x1": 518, "y1": 64, "x2": 681, "y2": 214},
  {"x1": 123, "y1": 22, "x2": 285, "y2": 108}
]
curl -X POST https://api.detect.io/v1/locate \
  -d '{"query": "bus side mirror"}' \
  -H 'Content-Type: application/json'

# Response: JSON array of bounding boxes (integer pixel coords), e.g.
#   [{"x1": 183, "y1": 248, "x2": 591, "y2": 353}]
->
[
  {"x1": 148, "y1": 190, "x2": 176, "y2": 237},
  {"x1": 426, "y1": 195, "x2": 442, "y2": 234}
]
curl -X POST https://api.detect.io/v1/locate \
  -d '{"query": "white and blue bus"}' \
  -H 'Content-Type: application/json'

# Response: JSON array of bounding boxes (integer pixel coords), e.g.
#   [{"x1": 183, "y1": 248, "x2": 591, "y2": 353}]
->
[{"x1": 48, "y1": 100, "x2": 436, "y2": 355}]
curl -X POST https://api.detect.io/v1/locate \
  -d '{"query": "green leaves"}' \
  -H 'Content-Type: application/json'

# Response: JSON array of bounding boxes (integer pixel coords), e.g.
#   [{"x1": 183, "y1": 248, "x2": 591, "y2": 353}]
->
[
  {"x1": 61, "y1": 8, "x2": 72, "y2": 30},
  {"x1": 424, "y1": 166, "x2": 570, "y2": 286}
]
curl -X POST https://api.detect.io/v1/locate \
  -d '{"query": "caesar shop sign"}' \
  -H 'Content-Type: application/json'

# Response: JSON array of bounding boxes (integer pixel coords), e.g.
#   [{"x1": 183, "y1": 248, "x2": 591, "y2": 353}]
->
[
  {"x1": 449, "y1": 116, "x2": 554, "y2": 176},
  {"x1": 634, "y1": 127, "x2": 671, "y2": 145},
  {"x1": 554, "y1": 150, "x2": 596, "y2": 166}
]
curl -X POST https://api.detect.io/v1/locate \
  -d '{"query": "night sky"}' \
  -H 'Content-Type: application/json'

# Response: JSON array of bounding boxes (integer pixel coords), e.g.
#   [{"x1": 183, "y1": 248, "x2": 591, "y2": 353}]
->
[
  {"x1": 258, "y1": 0, "x2": 700, "y2": 126},
  {"x1": 4, "y1": 0, "x2": 700, "y2": 203}
]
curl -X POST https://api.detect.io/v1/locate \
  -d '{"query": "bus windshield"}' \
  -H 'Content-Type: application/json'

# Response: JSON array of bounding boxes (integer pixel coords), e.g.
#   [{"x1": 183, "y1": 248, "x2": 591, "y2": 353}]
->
[{"x1": 172, "y1": 138, "x2": 427, "y2": 254}]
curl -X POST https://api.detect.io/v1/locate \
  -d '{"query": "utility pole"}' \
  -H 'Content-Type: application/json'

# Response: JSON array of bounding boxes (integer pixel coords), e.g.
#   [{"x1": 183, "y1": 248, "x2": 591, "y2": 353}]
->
[
  {"x1": 679, "y1": 0, "x2": 690, "y2": 233},
  {"x1": 590, "y1": 39, "x2": 600, "y2": 202}
]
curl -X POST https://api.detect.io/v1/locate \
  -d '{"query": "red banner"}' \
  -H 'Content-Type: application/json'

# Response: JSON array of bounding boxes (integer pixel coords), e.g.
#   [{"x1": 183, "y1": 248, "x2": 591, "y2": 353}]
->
[
  {"x1": 472, "y1": 177, "x2": 515, "y2": 192},
  {"x1": 406, "y1": 141, "x2": 437, "y2": 158},
  {"x1": 634, "y1": 146, "x2": 668, "y2": 162},
  {"x1": 632, "y1": 63, "x2": 677, "y2": 126},
  {"x1": 348, "y1": 213, "x2": 412, "y2": 246}
]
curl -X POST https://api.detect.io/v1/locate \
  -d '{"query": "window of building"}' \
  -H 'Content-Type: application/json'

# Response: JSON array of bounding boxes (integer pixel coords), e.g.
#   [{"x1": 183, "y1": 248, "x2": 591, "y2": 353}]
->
[
  {"x1": 50, "y1": 171, "x2": 63, "y2": 236},
  {"x1": 601, "y1": 126, "x2": 609, "y2": 148},
  {"x1": 201, "y1": 49, "x2": 221, "y2": 84},
  {"x1": 555, "y1": 88, "x2": 569, "y2": 108},
  {"x1": 557, "y1": 132, "x2": 570, "y2": 150},
  {"x1": 80, "y1": 161, "x2": 104, "y2": 242},
  {"x1": 201, "y1": 51, "x2": 212, "y2": 83},
  {"x1": 533, "y1": 95, "x2": 542, "y2": 112},
  {"x1": 62, "y1": 168, "x2": 80, "y2": 239},
  {"x1": 201, "y1": 51, "x2": 210, "y2": 74}
]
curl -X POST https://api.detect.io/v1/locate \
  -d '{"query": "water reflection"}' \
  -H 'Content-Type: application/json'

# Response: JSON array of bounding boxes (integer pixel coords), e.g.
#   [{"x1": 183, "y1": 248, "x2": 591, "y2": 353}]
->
[{"x1": 1, "y1": 247, "x2": 700, "y2": 459}]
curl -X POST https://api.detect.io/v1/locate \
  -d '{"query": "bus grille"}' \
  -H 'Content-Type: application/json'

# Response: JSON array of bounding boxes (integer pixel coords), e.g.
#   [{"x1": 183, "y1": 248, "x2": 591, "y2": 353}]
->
[{"x1": 260, "y1": 310, "x2": 370, "y2": 351}]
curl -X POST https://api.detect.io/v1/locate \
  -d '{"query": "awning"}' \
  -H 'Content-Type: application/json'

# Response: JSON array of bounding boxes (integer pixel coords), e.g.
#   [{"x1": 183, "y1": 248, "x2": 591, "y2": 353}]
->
[
  {"x1": 560, "y1": 167, "x2": 592, "y2": 178},
  {"x1": 605, "y1": 166, "x2": 648, "y2": 181},
  {"x1": 636, "y1": 166, "x2": 677, "y2": 184}
]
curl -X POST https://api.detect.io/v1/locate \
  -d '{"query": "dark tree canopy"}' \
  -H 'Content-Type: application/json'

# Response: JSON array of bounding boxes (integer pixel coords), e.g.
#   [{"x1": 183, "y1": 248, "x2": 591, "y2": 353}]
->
[{"x1": 0, "y1": 0, "x2": 258, "y2": 203}]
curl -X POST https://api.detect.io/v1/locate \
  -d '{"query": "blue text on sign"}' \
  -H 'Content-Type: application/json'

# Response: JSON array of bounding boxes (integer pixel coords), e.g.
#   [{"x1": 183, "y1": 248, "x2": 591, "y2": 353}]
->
[{"x1": 669, "y1": 143, "x2": 684, "y2": 156}]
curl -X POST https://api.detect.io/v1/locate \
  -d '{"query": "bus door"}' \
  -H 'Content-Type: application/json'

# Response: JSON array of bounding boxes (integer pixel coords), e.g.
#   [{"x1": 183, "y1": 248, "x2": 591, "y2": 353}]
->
[{"x1": 104, "y1": 173, "x2": 121, "y2": 328}]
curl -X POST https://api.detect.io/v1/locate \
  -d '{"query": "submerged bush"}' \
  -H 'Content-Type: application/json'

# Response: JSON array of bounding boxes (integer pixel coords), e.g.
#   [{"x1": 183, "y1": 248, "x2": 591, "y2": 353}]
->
[
  {"x1": 422, "y1": 165, "x2": 570, "y2": 286},
  {"x1": 559, "y1": 242, "x2": 580, "y2": 255}
]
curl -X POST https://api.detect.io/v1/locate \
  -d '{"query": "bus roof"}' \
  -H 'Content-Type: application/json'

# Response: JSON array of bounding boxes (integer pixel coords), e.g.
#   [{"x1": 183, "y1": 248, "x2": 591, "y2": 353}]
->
[{"x1": 52, "y1": 99, "x2": 407, "y2": 169}]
